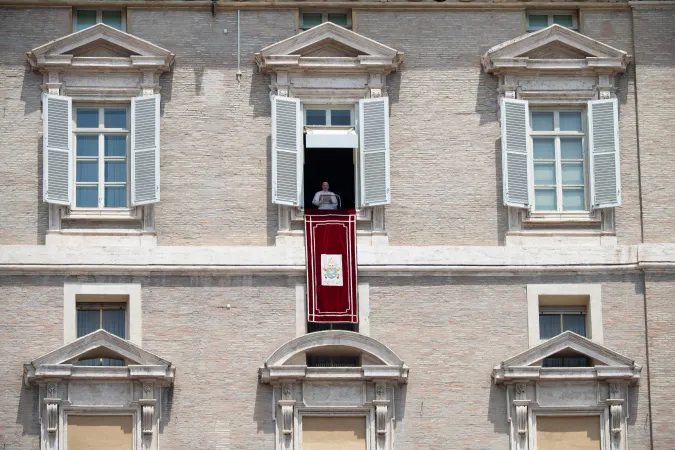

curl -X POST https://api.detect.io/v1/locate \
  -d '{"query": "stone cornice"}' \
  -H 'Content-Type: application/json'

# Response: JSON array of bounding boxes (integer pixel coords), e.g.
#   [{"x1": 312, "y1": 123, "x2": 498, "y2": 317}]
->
[{"x1": 4, "y1": 244, "x2": 675, "y2": 275}]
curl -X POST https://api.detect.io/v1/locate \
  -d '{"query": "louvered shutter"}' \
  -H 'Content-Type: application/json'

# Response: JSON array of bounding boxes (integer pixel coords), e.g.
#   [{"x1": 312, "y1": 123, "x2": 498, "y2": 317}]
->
[
  {"x1": 272, "y1": 96, "x2": 302, "y2": 206},
  {"x1": 43, "y1": 94, "x2": 72, "y2": 205},
  {"x1": 131, "y1": 94, "x2": 160, "y2": 206},
  {"x1": 501, "y1": 98, "x2": 532, "y2": 209},
  {"x1": 359, "y1": 97, "x2": 390, "y2": 206},
  {"x1": 588, "y1": 98, "x2": 621, "y2": 209}
]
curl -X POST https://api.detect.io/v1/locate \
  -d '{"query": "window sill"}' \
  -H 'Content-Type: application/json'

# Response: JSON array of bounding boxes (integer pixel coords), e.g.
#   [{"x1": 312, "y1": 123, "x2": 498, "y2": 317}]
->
[
  {"x1": 291, "y1": 207, "x2": 372, "y2": 222},
  {"x1": 523, "y1": 210, "x2": 601, "y2": 225},
  {"x1": 63, "y1": 207, "x2": 140, "y2": 221}
]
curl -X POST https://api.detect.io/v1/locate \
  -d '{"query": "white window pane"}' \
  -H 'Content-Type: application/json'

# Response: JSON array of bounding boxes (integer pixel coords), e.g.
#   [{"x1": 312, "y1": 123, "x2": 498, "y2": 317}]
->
[
  {"x1": 102, "y1": 10, "x2": 123, "y2": 30},
  {"x1": 331, "y1": 109, "x2": 351, "y2": 126},
  {"x1": 528, "y1": 14, "x2": 549, "y2": 30},
  {"x1": 76, "y1": 108, "x2": 99, "y2": 128},
  {"x1": 105, "y1": 161, "x2": 127, "y2": 182},
  {"x1": 76, "y1": 186, "x2": 98, "y2": 207},
  {"x1": 76, "y1": 160, "x2": 99, "y2": 182},
  {"x1": 76, "y1": 10, "x2": 97, "y2": 31},
  {"x1": 560, "y1": 138, "x2": 583, "y2": 159},
  {"x1": 306, "y1": 110, "x2": 326, "y2": 125},
  {"x1": 533, "y1": 138, "x2": 555, "y2": 159},
  {"x1": 532, "y1": 112, "x2": 554, "y2": 131},
  {"x1": 563, "y1": 188, "x2": 585, "y2": 210},
  {"x1": 104, "y1": 108, "x2": 127, "y2": 128},
  {"x1": 105, "y1": 186, "x2": 127, "y2": 207},
  {"x1": 535, "y1": 188, "x2": 557, "y2": 211},
  {"x1": 553, "y1": 14, "x2": 574, "y2": 28},
  {"x1": 559, "y1": 112, "x2": 582, "y2": 131},
  {"x1": 302, "y1": 13, "x2": 322, "y2": 29},
  {"x1": 77, "y1": 135, "x2": 99, "y2": 157},
  {"x1": 562, "y1": 163, "x2": 584, "y2": 185},
  {"x1": 104, "y1": 135, "x2": 127, "y2": 157},
  {"x1": 534, "y1": 163, "x2": 556, "y2": 185}
]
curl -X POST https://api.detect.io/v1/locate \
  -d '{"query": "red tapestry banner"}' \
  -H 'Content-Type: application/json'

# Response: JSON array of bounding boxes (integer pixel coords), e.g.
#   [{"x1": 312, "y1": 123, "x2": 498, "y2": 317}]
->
[{"x1": 305, "y1": 210, "x2": 358, "y2": 323}]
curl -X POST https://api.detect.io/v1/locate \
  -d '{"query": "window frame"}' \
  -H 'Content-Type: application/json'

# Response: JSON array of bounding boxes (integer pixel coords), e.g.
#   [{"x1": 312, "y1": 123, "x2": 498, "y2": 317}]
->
[
  {"x1": 304, "y1": 105, "x2": 355, "y2": 127},
  {"x1": 530, "y1": 409, "x2": 609, "y2": 450},
  {"x1": 299, "y1": 10, "x2": 352, "y2": 31},
  {"x1": 63, "y1": 410, "x2": 138, "y2": 450},
  {"x1": 72, "y1": 104, "x2": 131, "y2": 211},
  {"x1": 538, "y1": 305, "x2": 588, "y2": 339},
  {"x1": 73, "y1": 8, "x2": 126, "y2": 32},
  {"x1": 76, "y1": 301, "x2": 128, "y2": 339},
  {"x1": 530, "y1": 107, "x2": 588, "y2": 213},
  {"x1": 526, "y1": 10, "x2": 579, "y2": 32},
  {"x1": 296, "y1": 409, "x2": 374, "y2": 450}
]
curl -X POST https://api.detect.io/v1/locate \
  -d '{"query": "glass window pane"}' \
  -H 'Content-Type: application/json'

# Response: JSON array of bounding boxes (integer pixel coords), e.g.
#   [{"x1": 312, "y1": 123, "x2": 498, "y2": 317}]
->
[
  {"x1": 330, "y1": 109, "x2": 351, "y2": 126},
  {"x1": 77, "y1": 310, "x2": 100, "y2": 337},
  {"x1": 563, "y1": 188, "x2": 586, "y2": 211},
  {"x1": 306, "y1": 110, "x2": 326, "y2": 126},
  {"x1": 562, "y1": 163, "x2": 584, "y2": 185},
  {"x1": 328, "y1": 13, "x2": 348, "y2": 27},
  {"x1": 528, "y1": 14, "x2": 549, "y2": 30},
  {"x1": 76, "y1": 10, "x2": 97, "y2": 31},
  {"x1": 76, "y1": 108, "x2": 99, "y2": 128},
  {"x1": 105, "y1": 161, "x2": 127, "y2": 183},
  {"x1": 76, "y1": 186, "x2": 98, "y2": 208},
  {"x1": 553, "y1": 14, "x2": 574, "y2": 28},
  {"x1": 302, "y1": 13, "x2": 323, "y2": 29},
  {"x1": 543, "y1": 357, "x2": 563, "y2": 367},
  {"x1": 560, "y1": 138, "x2": 583, "y2": 159},
  {"x1": 76, "y1": 160, "x2": 99, "y2": 182},
  {"x1": 102, "y1": 309, "x2": 126, "y2": 338},
  {"x1": 101, "y1": 358, "x2": 125, "y2": 366},
  {"x1": 563, "y1": 314, "x2": 587, "y2": 336},
  {"x1": 559, "y1": 111, "x2": 582, "y2": 131},
  {"x1": 105, "y1": 186, "x2": 127, "y2": 208},
  {"x1": 533, "y1": 138, "x2": 555, "y2": 159},
  {"x1": 104, "y1": 135, "x2": 127, "y2": 157},
  {"x1": 534, "y1": 163, "x2": 556, "y2": 185},
  {"x1": 102, "y1": 10, "x2": 123, "y2": 30},
  {"x1": 531, "y1": 112, "x2": 554, "y2": 131},
  {"x1": 539, "y1": 314, "x2": 561, "y2": 339},
  {"x1": 535, "y1": 188, "x2": 557, "y2": 211},
  {"x1": 104, "y1": 108, "x2": 127, "y2": 128},
  {"x1": 76, "y1": 135, "x2": 99, "y2": 157}
]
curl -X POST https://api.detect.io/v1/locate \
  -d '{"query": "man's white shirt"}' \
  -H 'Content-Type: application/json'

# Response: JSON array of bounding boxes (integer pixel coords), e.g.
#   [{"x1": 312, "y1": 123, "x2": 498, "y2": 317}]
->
[{"x1": 312, "y1": 190, "x2": 338, "y2": 209}]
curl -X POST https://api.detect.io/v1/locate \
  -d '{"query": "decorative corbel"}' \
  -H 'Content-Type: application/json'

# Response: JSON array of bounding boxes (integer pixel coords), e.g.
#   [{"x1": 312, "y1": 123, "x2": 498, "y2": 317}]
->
[
  {"x1": 373, "y1": 383, "x2": 390, "y2": 435},
  {"x1": 608, "y1": 382, "x2": 624, "y2": 436},
  {"x1": 45, "y1": 383, "x2": 59, "y2": 434},
  {"x1": 370, "y1": 88, "x2": 383, "y2": 99},
  {"x1": 140, "y1": 383, "x2": 156, "y2": 435},
  {"x1": 597, "y1": 74, "x2": 613, "y2": 100},
  {"x1": 279, "y1": 383, "x2": 296, "y2": 436},
  {"x1": 512, "y1": 383, "x2": 530, "y2": 449}
]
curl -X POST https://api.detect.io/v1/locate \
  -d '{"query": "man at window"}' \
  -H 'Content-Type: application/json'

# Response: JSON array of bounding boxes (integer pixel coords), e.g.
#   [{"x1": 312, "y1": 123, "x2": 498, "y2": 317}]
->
[{"x1": 312, "y1": 182, "x2": 338, "y2": 210}]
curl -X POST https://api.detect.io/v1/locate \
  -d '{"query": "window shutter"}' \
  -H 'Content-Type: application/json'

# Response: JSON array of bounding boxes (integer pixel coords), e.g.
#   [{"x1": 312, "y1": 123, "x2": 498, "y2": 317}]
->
[
  {"x1": 272, "y1": 96, "x2": 302, "y2": 206},
  {"x1": 588, "y1": 98, "x2": 621, "y2": 209},
  {"x1": 131, "y1": 94, "x2": 160, "y2": 206},
  {"x1": 501, "y1": 98, "x2": 531, "y2": 209},
  {"x1": 43, "y1": 94, "x2": 72, "y2": 205},
  {"x1": 359, "y1": 97, "x2": 390, "y2": 206}
]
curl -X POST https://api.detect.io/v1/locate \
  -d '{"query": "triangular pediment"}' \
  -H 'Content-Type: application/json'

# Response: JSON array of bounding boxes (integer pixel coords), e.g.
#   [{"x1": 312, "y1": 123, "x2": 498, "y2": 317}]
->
[
  {"x1": 26, "y1": 23, "x2": 174, "y2": 71},
  {"x1": 255, "y1": 22, "x2": 402, "y2": 73},
  {"x1": 482, "y1": 24, "x2": 630, "y2": 74},
  {"x1": 502, "y1": 332, "x2": 635, "y2": 368},
  {"x1": 30, "y1": 329, "x2": 169, "y2": 367}
]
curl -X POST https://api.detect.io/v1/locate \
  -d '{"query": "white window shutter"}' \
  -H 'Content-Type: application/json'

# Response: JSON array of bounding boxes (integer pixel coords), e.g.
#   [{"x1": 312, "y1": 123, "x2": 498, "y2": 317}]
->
[
  {"x1": 501, "y1": 98, "x2": 532, "y2": 209},
  {"x1": 588, "y1": 98, "x2": 621, "y2": 209},
  {"x1": 131, "y1": 94, "x2": 160, "y2": 206},
  {"x1": 272, "y1": 96, "x2": 302, "y2": 206},
  {"x1": 43, "y1": 94, "x2": 72, "y2": 205},
  {"x1": 359, "y1": 96, "x2": 390, "y2": 206}
]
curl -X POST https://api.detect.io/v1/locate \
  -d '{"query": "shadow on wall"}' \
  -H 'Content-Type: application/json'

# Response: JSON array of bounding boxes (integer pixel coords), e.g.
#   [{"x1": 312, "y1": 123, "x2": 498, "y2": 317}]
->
[
  {"x1": 266, "y1": 134, "x2": 277, "y2": 245},
  {"x1": 37, "y1": 135, "x2": 48, "y2": 245},
  {"x1": 487, "y1": 382, "x2": 511, "y2": 436},
  {"x1": 494, "y1": 138, "x2": 508, "y2": 246},
  {"x1": 16, "y1": 383, "x2": 40, "y2": 438},
  {"x1": 159, "y1": 386, "x2": 174, "y2": 434},
  {"x1": 475, "y1": 69, "x2": 500, "y2": 126},
  {"x1": 254, "y1": 383, "x2": 277, "y2": 437}
]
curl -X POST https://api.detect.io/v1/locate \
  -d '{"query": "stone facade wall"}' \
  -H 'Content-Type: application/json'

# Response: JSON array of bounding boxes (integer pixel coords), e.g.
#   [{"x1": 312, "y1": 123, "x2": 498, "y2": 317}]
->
[{"x1": 0, "y1": 8, "x2": 70, "y2": 245}]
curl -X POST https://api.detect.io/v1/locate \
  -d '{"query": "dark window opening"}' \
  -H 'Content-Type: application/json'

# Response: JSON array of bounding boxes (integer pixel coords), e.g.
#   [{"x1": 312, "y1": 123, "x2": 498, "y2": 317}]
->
[
  {"x1": 76, "y1": 302, "x2": 126, "y2": 338},
  {"x1": 539, "y1": 306, "x2": 587, "y2": 339},
  {"x1": 303, "y1": 147, "x2": 355, "y2": 210},
  {"x1": 307, "y1": 322, "x2": 358, "y2": 333},
  {"x1": 76, "y1": 357, "x2": 125, "y2": 367},
  {"x1": 542, "y1": 356, "x2": 590, "y2": 368},
  {"x1": 307, "y1": 354, "x2": 360, "y2": 367}
]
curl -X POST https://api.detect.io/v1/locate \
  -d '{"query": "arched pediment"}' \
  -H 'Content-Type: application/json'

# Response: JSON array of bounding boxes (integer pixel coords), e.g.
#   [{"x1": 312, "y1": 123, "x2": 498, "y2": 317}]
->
[
  {"x1": 255, "y1": 22, "x2": 403, "y2": 74},
  {"x1": 260, "y1": 331, "x2": 409, "y2": 384}
]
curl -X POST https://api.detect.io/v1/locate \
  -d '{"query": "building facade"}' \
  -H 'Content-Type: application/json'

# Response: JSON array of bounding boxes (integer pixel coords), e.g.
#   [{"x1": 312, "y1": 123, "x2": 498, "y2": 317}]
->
[{"x1": 0, "y1": 0, "x2": 674, "y2": 449}]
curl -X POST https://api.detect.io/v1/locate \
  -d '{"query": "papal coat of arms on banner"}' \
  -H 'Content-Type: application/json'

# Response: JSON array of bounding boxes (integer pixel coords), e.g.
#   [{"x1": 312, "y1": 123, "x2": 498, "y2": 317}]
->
[{"x1": 321, "y1": 254, "x2": 343, "y2": 286}]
